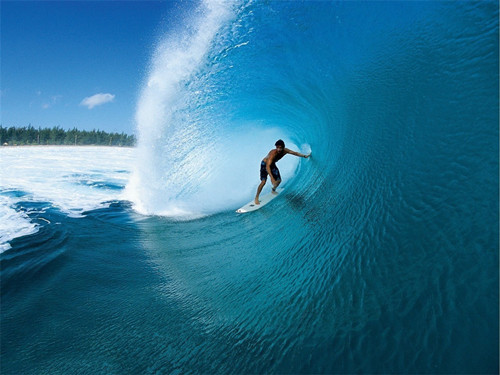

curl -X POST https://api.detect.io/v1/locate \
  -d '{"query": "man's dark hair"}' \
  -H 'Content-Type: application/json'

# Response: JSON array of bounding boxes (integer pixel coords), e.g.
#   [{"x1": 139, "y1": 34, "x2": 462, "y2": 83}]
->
[{"x1": 275, "y1": 139, "x2": 285, "y2": 148}]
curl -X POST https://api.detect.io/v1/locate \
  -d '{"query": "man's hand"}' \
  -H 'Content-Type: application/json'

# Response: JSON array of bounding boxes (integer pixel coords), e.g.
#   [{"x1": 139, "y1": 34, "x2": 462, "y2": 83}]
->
[{"x1": 303, "y1": 153, "x2": 311, "y2": 159}]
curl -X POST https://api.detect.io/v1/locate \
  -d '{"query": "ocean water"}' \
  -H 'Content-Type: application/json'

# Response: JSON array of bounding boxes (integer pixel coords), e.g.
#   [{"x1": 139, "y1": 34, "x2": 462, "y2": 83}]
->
[{"x1": 1, "y1": 1, "x2": 498, "y2": 374}]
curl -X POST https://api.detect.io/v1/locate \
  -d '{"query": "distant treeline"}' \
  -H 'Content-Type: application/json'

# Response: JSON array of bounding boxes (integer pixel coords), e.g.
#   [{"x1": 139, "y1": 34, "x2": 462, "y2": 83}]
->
[{"x1": 1, "y1": 125, "x2": 136, "y2": 146}]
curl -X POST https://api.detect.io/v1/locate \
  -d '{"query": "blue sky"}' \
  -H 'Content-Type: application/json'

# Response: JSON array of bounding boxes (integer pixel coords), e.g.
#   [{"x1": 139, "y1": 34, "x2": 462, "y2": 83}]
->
[{"x1": 1, "y1": 1, "x2": 189, "y2": 134}]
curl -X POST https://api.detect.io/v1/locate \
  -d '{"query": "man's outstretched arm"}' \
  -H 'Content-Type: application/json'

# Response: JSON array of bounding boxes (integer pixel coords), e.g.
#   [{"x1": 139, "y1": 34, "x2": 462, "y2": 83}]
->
[{"x1": 285, "y1": 148, "x2": 311, "y2": 158}]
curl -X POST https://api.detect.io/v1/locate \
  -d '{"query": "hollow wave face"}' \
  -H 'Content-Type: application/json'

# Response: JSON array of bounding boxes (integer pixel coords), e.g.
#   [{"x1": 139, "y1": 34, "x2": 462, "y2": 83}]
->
[
  {"x1": 128, "y1": 0, "x2": 498, "y2": 227},
  {"x1": 127, "y1": 0, "x2": 301, "y2": 218}
]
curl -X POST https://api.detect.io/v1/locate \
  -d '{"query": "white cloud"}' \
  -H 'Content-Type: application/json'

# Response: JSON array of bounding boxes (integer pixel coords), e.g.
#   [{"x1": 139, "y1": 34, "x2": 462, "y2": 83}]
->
[
  {"x1": 80, "y1": 93, "x2": 115, "y2": 109},
  {"x1": 42, "y1": 95, "x2": 62, "y2": 109}
]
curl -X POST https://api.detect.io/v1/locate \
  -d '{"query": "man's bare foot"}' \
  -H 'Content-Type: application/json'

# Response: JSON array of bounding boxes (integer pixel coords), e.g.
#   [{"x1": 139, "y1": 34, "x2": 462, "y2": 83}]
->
[
  {"x1": 271, "y1": 188, "x2": 279, "y2": 195},
  {"x1": 254, "y1": 198, "x2": 260, "y2": 205}
]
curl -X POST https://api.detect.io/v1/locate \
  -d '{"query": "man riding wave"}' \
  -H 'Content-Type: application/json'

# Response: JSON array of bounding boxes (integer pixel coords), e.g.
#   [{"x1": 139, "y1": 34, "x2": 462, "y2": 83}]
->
[{"x1": 254, "y1": 139, "x2": 310, "y2": 205}]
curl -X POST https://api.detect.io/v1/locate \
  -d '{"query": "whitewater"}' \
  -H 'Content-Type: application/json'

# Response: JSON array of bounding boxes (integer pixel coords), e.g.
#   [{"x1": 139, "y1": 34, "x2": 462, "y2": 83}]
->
[{"x1": 1, "y1": 1, "x2": 498, "y2": 374}]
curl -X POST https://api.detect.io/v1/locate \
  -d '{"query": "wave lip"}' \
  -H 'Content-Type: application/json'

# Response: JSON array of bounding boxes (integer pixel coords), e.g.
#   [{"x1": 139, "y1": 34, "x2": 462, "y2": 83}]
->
[{"x1": 128, "y1": 0, "x2": 239, "y2": 219}]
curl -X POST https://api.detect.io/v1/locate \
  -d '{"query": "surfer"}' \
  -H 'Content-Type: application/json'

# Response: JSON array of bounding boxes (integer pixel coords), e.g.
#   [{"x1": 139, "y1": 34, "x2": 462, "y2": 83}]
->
[{"x1": 254, "y1": 139, "x2": 310, "y2": 205}]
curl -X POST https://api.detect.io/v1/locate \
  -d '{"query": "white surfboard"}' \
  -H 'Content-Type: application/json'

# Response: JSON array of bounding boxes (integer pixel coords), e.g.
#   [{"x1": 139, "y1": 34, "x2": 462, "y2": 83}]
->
[{"x1": 236, "y1": 188, "x2": 283, "y2": 213}]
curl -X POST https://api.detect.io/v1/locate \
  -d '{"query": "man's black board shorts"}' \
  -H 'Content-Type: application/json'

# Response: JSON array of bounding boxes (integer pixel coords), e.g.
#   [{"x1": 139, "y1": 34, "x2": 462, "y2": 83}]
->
[{"x1": 260, "y1": 161, "x2": 281, "y2": 182}]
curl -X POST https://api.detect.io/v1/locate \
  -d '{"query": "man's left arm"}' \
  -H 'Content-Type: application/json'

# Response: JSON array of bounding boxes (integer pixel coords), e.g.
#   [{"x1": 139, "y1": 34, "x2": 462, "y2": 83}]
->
[{"x1": 285, "y1": 148, "x2": 311, "y2": 158}]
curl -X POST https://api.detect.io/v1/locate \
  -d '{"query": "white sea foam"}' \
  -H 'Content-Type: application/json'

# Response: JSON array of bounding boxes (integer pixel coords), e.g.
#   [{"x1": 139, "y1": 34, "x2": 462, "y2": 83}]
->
[
  {"x1": 0, "y1": 195, "x2": 39, "y2": 252},
  {"x1": 0, "y1": 146, "x2": 135, "y2": 251}
]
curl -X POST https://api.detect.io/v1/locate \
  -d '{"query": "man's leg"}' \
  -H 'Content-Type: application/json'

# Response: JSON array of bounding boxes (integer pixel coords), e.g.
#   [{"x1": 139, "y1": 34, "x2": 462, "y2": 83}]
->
[
  {"x1": 271, "y1": 179, "x2": 281, "y2": 194},
  {"x1": 271, "y1": 167, "x2": 281, "y2": 194},
  {"x1": 255, "y1": 179, "x2": 266, "y2": 204}
]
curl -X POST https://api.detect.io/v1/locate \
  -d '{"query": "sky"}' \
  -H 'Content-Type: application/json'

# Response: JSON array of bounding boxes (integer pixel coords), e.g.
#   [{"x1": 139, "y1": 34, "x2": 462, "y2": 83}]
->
[{"x1": 1, "y1": 0, "x2": 189, "y2": 134}]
